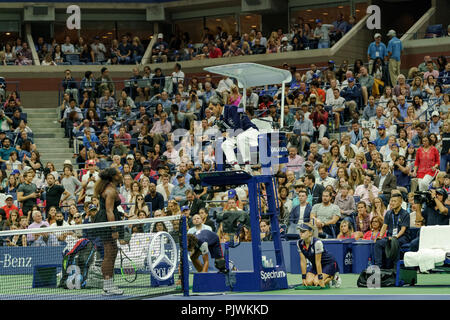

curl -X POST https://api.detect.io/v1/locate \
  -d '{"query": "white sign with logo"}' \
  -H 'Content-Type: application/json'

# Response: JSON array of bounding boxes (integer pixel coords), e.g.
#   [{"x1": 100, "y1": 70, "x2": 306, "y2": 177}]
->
[{"x1": 148, "y1": 231, "x2": 178, "y2": 281}]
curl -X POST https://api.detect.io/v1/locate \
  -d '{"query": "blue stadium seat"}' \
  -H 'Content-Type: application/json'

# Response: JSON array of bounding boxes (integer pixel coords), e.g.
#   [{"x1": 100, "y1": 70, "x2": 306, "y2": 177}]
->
[
  {"x1": 425, "y1": 24, "x2": 443, "y2": 38},
  {"x1": 65, "y1": 54, "x2": 81, "y2": 65}
]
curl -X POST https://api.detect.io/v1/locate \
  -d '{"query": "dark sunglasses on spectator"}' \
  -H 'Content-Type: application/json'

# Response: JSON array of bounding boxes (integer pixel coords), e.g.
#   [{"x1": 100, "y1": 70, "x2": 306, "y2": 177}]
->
[{"x1": 74, "y1": 215, "x2": 81, "y2": 218}]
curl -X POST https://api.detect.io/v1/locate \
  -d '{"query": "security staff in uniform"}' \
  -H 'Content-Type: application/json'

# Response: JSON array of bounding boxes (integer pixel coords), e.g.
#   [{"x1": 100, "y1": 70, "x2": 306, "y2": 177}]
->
[
  {"x1": 209, "y1": 92, "x2": 259, "y2": 173},
  {"x1": 373, "y1": 193, "x2": 410, "y2": 268},
  {"x1": 187, "y1": 229, "x2": 226, "y2": 273},
  {"x1": 410, "y1": 188, "x2": 449, "y2": 251}
]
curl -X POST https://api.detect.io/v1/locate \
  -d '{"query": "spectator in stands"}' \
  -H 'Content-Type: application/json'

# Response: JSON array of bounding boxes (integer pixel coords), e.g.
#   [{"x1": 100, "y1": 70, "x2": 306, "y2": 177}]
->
[
  {"x1": 373, "y1": 194, "x2": 410, "y2": 268},
  {"x1": 96, "y1": 67, "x2": 115, "y2": 98},
  {"x1": 396, "y1": 95, "x2": 409, "y2": 119},
  {"x1": 15, "y1": 42, "x2": 32, "y2": 65},
  {"x1": 91, "y1": 36, "x2": 107, "y2": 63},
  {"x1": 169, "y1": 174, "x2": 191, "y2": 202},
  {"x1": 52, "y1": 44, "x2": 64, "y2": 64},
  {"x1": 45, "y1": 173, "x2": 70, "y2": 213},
  {"x1": 439, "y1": 62, "x2": 450, "y2": 91},
  {"x1": 117, "y1": 35, "x2": 132, "y2": 65},
  {"x1": 2, "y1": 43, "x2": 16, "y2": 65},
  {"x1": 354, "y1": 174, "x2": 379, "y2": 206},
  {"x1": 311, "y1": 102, "x2": 328, "y2": 141},
  {"x1": 303, "y1": 173, "x2": 323, "y2": 206},
  {"x1": 131, "y1": 37, "x2": 144, "y2": 64},
  {"x1": 313, "y1": 19, "x2": 333, "y2": 49},
  {"x1": 413, "y1": 135, "x2": 440, "y2": 191},
  {"x1": 423, "y1": 60, "x2": 439, "y2": 80},
  {"x1": 150, "y1": 68, "x2": 165, "y2": 96},
  {"x1": 61, "y1": 36, "x2": 75, "y2": 55},
  {"x1": 367, "y1": 33, "x2": 387, "y2": 74},
  {"x1": 310, "y1": 190, "x2": 340, "y2": 238},
  {"x1": 386, "y1": 30, "x2": 403, "y2": 87},
  {"x1": 62, "y1": 69, "x2": 79, "y2": 102},
  {"x1": 151, "y1": 33, "x2": 169, "y2": 63},
  {"x1": 143, "y1": 182, "x2": 164, "y2": 212},
  {"x1": 17, "y1": 170, "x2": 40, "y2": 220},
  {"x1": 340, "y1": 77, "x2": 361, "y2": 119},
  {"x1": 374, "y1": 162, "x2": 397, "y2": 205},
  {"x1": 356, "y1": 66, "x2": 374, "y2": 106},
  {"x1": 98, "y1": 89, "x2": 116, "y2": 117}
]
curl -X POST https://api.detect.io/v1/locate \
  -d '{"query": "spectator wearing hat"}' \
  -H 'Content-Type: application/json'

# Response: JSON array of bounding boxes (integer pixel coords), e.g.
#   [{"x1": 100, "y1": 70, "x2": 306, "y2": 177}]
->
[
  {"x1": 279, "y1": 36, "x2": 293, "y2": 52},
  {"x1": 152, "y1": 33, "x2": 169, "y2": 63},
  {"x1": 169, "y1": 174, "x2": 192, "y2": 202},
  {"x1": 386, "y1": 30, "x2": 403, "y2": 87},
  {"x1": 180, "y1": 205, "x2": 194, "y2": 228},
  {"x1": 367, "y1": 33, "x2": 387, "y2": 74},
  {"x1": 340, "y1": 76, "x2": 362, "y2": 119},
  {"x1": 2, "y1": 194, "x2": 20, "y2": 219},
  {"x1": 374, "y1": 125, "x2": 389, "y2": 151},
  {"x1": 429, "y1": 111, "x2": 442, "y2": 134},
  {"x1": 313, "y1": 19, "x2": 334, "y2": 49}
]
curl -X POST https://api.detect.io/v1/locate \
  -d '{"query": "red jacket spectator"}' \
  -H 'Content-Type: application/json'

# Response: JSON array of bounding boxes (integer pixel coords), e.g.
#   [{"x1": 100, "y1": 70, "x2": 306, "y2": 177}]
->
[
  {"x1": 2, "y1": 202, "x2": 21, "y2": 219},
  {"x1": 310, "y1": 105, "x2": 328, "y2": 128},
  {"x1": 414, "y1": 141, "x2": 440, "y2": 179},
  {"x1": 208, "y1": 46, "x2": 222, "y2": 59}
]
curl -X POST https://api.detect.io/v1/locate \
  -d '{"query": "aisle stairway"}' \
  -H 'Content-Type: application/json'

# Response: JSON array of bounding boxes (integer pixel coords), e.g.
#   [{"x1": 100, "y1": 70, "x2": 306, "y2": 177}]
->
[{"x1": 26, "y1": 107, "x2": 75, "y2": 172}]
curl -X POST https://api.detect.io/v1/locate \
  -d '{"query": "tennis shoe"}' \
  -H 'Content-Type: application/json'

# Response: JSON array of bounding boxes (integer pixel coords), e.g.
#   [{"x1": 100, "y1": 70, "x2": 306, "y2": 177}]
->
[
  {"x1": 331, "y1": 273, "x2": 341, "y2": 288},
  {"x1": 102, "y1": 286, "x2": 124, "y2": 296}
]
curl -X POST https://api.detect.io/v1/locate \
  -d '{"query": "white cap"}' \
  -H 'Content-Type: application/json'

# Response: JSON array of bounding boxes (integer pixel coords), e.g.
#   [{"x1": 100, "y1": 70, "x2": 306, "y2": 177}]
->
[
  {"x1": 157, "y1": 33, "x2": 163, "y2": 39},
  {"x1": 309, "y1": 93, "x2": 316, "y2": 98},
  {"x1": 374, "y1": 33, "x2": 381, "y2": 39},
  {"x1": 281, "y1": 36, "x2": 288, "y2": 42},
  {"x1": 387, "y1": 29, "x2": 396, "y2": 37},
  {"x1": 63, "y1": 160, "x2": 72, "y2": 165},
  {"x1": 126, "y1": 154, "x2": 134, "y2": 160},
  {"x1": 432, "y1": 111, "x2": 439, "y2": 117}
]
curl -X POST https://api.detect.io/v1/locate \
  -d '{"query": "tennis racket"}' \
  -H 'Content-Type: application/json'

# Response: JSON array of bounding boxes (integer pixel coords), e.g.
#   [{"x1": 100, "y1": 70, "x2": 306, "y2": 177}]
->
[{"x1": 119, "y1": 247, "x2": 138, "y2": 283}]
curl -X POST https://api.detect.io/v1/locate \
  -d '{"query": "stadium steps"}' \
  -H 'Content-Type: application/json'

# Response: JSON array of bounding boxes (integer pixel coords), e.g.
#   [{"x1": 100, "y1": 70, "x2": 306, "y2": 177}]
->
[{"x1": 25, "y1": 107, "x2": 75, "y2": 171}]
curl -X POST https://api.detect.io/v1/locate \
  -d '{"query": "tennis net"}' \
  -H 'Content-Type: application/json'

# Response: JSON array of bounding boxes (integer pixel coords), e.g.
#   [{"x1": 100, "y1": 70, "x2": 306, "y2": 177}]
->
[{"x1": 0, "y1": 215, "x2": 188, "y2": 300}]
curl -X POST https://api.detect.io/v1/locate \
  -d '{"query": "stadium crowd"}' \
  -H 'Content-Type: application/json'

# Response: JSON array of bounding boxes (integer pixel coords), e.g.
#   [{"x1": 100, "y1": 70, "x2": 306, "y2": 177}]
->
[
  {"x1": 151, "y1": 14, "x2": 356, "y2": 63},
  {"x1": 0, "y1": 13, "x2": 357, "y2": 66},
  {"x1": 0, "y1": 27, "x2": 449, "y2": 269}
]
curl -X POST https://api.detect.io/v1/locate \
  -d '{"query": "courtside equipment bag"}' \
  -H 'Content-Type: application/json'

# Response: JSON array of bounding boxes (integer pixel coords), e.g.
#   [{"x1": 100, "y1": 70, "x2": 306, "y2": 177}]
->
[
  {"x1": 59, "y1": 238, "x2": 97, "y2": 289},
  {"x1": 357, "y1": 268, "x2": 396, "y2": 287}
]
